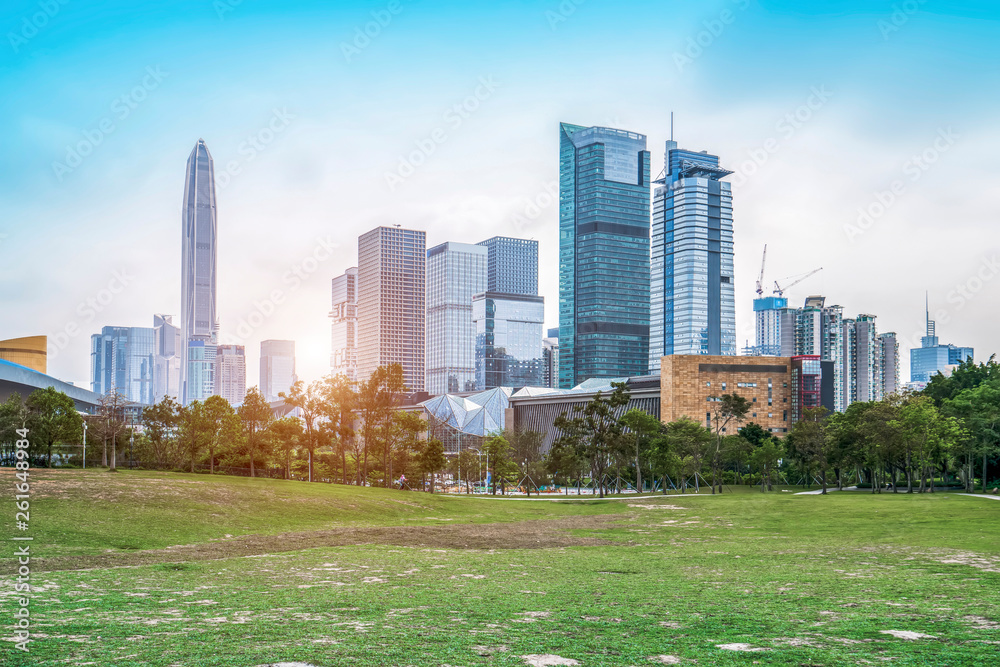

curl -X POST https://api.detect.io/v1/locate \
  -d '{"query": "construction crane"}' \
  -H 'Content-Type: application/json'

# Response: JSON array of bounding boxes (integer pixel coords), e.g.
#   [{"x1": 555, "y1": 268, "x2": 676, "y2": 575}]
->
[
  {"x1": 773, "y1": 267, "x2": 822, "y2": 297},
  {"x1": 755, "y1": 245, "x2": 767, "y2": 296}
]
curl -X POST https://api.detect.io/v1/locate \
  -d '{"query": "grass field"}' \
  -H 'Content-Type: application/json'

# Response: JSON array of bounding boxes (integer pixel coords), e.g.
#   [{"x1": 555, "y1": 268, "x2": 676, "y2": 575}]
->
[{"x1": 3, "y1": 469, "x2": 999, "y2": 666}]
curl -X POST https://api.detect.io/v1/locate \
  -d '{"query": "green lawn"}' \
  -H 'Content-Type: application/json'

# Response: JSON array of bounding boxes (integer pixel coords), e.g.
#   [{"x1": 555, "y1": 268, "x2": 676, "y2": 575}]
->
[{"x1": 3, "y1": 470, "x2": 998, "y2": 666}]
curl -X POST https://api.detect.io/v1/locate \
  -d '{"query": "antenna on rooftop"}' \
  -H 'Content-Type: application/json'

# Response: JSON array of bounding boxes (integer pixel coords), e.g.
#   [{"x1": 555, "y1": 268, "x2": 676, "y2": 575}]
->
[{"x1": 670, "y1": 111, "x2": 674, "y2": 141}]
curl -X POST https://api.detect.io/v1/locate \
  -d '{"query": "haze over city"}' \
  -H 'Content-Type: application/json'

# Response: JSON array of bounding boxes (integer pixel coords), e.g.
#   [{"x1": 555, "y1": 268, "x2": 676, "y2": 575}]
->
[{"x1": 2, "y1": 0, "x2": 998, "y2": 388}]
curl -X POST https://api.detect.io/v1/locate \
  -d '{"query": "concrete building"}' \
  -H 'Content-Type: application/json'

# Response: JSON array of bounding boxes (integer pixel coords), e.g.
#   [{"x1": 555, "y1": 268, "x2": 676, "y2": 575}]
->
[
  {"x1": 260, "y1": 340, "x2": 296, "y2": 402},
  {"x1": 357, "y1": 225, "x2": 426, "y2": 391},
  {"x1": 90, "y1": 326, "x2": 157, "y2": 405},
  {"x1": 542, "y1": 328, "x2": 559, "y2": 389},
  {"x1": 559, "y1": 123, "x2": 651, "y2": 387},
  {"x1": 214, "y1": 344, "x2": 246, "y2": 406},
  {"x1": 650, "y1": 141, "x2": 736, "y2": 369},
  {"x1": 660, "y1": 355, "x2": 793, "y2": 435},
  {"x1": 794, "y1": 296, "x2": 845, "y2": 413},
  {"x1": 180, "y1": 139, "x2": 219, "y2": 405},
  {"x1": 330, "y1": 267, "x2": 358, "y2": 382},
  {"x1": 844, "y1": 314, "x2": 878, "y2": 406},
  {"x1": 426, "y1": 242, "x2": 487, "y2": 394},
  {"x1": 877, "y1": 332, "x2": 900, "y2": 398}
]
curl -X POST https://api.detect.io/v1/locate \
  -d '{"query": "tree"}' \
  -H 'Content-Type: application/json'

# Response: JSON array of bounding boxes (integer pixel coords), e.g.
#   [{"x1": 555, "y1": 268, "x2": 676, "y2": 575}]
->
[
  {"x1": 269, "y1": 416, "x2": 304, "y2": 479},
  {"x1": 483, "y1": 432, "x2": 519, "y2": 495},
  {"x1": 392, "y1": 410, "x2": 426, "y2": 487},
  {"x1": 281, "y1": 380, "x2": 325, "y2": 482},
  {"x1": 708, "y1": 394, "x2": 750, "y2": 493},
  {"x1": 0, "y1": 395, "x2": 28, "y2": 461},
  {"x1": 178, "y1": 400, "x2": 210, "y2": 473},
  {"x1": 621, "y1": 409, "x2": 662, "y2": 493},
  {"x1": 418, "y1": 437, "x2": 447, "y2": 493},
  {"x1": 553, "y1": 382, "x2": 631, "y2": 498},
  {"x1": 26, "y1": 387, "x2": 83, "y2": 467},
  {"x1": 356, "y1": 364, "x2": 406, "y2": 486},
  {"x1": 749, "y1": 436, "x2": 783, "y2": 492},
  {"x1": 663, "y1": 417, "x2": 712, "y2": 492},
  {"x1": 944, "y1": 380, "x2": 1000, "y2": 492},
  {"x1": 786, "y1": 406, "x2": 830, "y2": 493},
  {"x1": 319, "y1": 374, "x2": 357, "y2": 485},
  {"x1": 238, "y1": 386, "x2": 273, "y2": 477},
  {"x1": 97, "y1": 389, "x2": 132, "y2": 471},
  {"x1": 143, "y1": 397, "x2": 181, "y2": 468},
  {"x1": 202, "y1": 395, "x2": 238, "y2": 474}
]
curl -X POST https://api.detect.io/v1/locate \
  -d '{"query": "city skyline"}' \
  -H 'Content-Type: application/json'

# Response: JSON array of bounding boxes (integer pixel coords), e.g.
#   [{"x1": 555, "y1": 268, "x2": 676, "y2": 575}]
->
[{"x1": 3, "y1": 2, "x2": 999, "y2": 389}]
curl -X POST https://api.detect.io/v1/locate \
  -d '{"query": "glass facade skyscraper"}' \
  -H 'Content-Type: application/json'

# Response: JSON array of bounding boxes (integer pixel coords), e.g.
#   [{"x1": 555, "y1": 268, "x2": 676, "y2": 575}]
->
[
  {"x1": 910, "y1": 300, "x2": 973, "y2": 382},
  {"x1": 650, "y1": 141, "x2": 735, "y2": 371},
  {"x1": 426, "y1": 242, "x2": 487, "y2": 394},
  {"x1": 559, "y1": 123, "x2": 651, "y2": 388},
  {"x1": 357, "y1": 226, "x2": 427, "y2": 391},
  {"x1": 180, "y1": 139, "x2": 219, "y2": 405},
  {"x1": 474, "y1": 292, "x2": 545, "y2": 389},
  {"x1": 477, "y1": 236, "x2": 538, "y2": 295},
  {"x1": 153, "y1": 314, "x2": 181, "y2": 403},
  {"x1": 90, "y1": 326, "x2": 156, "y2": 405}
]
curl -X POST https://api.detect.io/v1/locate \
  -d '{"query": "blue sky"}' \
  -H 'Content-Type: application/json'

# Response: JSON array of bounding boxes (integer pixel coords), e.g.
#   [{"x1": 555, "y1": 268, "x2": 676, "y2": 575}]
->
[{"x1": 2, "y1": 0, "x2": 999, "y2": 386}]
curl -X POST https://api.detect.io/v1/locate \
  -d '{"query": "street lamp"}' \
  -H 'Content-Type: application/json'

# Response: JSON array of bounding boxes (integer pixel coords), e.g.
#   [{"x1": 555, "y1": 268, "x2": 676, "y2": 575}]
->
[
  {"x1": 82, "y1": 419, "x2": 87, "y2": 469},
  {"x1": 468, "y1": 447, "x2": 486, "y2": 494}
]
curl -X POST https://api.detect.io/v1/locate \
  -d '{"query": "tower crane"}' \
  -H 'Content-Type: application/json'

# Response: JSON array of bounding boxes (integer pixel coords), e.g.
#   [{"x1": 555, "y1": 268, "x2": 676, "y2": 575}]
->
[
  {"x1": 755, "y1": 245, "x2": 767, "y2": 296},
  {"x1": 773, "y1": 267, "x2": 823, "y2": 298}
]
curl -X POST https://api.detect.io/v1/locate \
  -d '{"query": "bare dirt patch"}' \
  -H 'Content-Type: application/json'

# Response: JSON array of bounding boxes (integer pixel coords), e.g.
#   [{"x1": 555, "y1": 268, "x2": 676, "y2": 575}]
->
[{"x1": 27, "y1": 516, "x2": 619, "y2": 573}]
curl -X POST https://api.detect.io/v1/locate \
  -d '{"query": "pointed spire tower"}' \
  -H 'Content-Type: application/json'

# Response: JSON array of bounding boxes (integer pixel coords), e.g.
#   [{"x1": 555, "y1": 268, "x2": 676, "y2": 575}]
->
[{"x1": 180, "y1": 139, "x2": 219, "y2": 405}]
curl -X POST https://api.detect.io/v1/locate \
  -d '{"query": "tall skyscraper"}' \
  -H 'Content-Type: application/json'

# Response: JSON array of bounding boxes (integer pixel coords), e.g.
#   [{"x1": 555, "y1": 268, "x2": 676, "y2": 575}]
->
[
  {"x1": 215, "y1": 344, "x2": 246, "y2": 406},
  {"x1": 477, "y1": 236, "x2": 538, "y2": 295},
  {"x1": 843, "y1": 314, "x2": 879, "y2": 406},
  {"x1": 559, "y1": 123, "x2": 651, "y2": 388},
  {"x1": 91, "y1": 326, "x2": 156, "y2": 404},
  {"x1": 650, "y1": 140, "x2": 736, "y2": 370},
  {"x1": 180, "y1": 139, "x2": 219, "y2": 405},
  {"x1": 426, "y1": 242, "x2": 487, "y2": 394},
  {"x1": 750, "y1": 296, "x2": 796, "y2": 357},
  {"x1": 260, "y1": 340, "x2": 296, "y2": 402},
  {"x1": 474, "y1": 292, "x2": 545, "y2": 389},
  {"x1": 910, "y1": 298, "x2": 974, "y2": 383},
  {"x1": 795, "y1": 296, "x2": 845, "y2": 413},
  {"x1": 153, "y1": 314, "x2": 181, "y2": 403},
  {"x1": 877, "y1": 332, "x2": 900, "y2": 398},
  {"x1": 330, "y1": 267, "x2": 359, "y2": 382},
  {"x1": 357, "y1": 226, "x2": 426, "y2": 391}
]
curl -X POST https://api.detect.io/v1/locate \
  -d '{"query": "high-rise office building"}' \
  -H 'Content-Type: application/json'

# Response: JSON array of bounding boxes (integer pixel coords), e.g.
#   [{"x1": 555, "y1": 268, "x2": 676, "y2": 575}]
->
[
  {"x1": 877, "y1": 332, "x2": 900, "y2": 398},
  {"x1": 650, "y1": 140, "x2": 736, "y2": 370},
  {"x1": 474, "y1": 292, "x2": 545, "y2": 389},
  {"x1": 260, "y1": 340, "x2": 296, "y2": 402},
  {"x1": 542, "y1": 328, "x2": 559, "y2": 389},
  {"x1": 180, "y1": 139, "x2": 219, "y2": 405},
  {"x1": 90, "y1": 326, "x2": 156, "y2": 405},
  {"x1": 794, "y1": 296, "x2": 845, "y2": 413},
  {"x1": 426, "y1": 242, "x2": 487, "y2": 395},
  {"x1": 357, "y1": 226, "x2": 427, "y2": 391},
  {"x1": 910, "y1": 299, "x2": 974, "y2": 382},
  {"x1": 477, "y1": 236, "x2": 539, "y2": 296},
  {"x1": 330, "y1": 267, "x2": 359, "y2": 382},
  {"x1": 153, "y1": 314, "x2": 181, "y2": 403},
  {"x1": 559, "y1": 123, "x2": 651, "y2": 388},
  {"x1": 214, "y1": 344, "x2": 246, "y2": 406}
]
